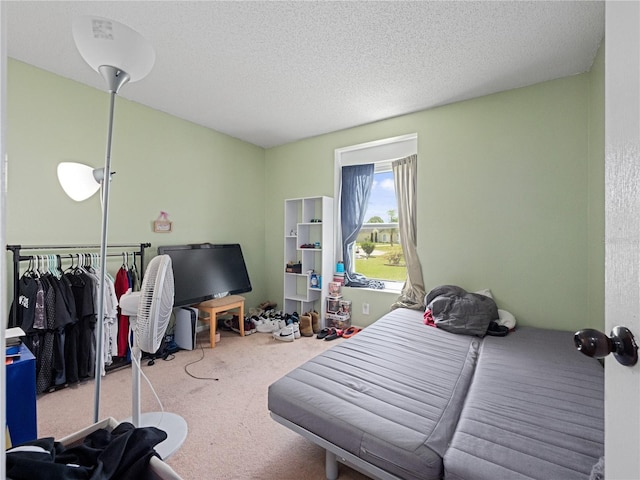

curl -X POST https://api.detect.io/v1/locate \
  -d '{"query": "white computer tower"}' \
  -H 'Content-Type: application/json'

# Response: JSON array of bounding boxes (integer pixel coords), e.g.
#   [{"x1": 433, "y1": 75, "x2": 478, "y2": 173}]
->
[{"x1": 174, "y1": 307, "x2": 205, "y2": 350}]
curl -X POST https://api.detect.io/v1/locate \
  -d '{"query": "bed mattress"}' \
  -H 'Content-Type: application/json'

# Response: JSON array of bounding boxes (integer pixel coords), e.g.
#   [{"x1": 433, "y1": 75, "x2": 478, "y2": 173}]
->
[
  {"x1": 268, "y1": 308, "x2": 481, "y2": 480},
  {"x1": 443, "y1": 327, "x2": 604, "y2": 480}
]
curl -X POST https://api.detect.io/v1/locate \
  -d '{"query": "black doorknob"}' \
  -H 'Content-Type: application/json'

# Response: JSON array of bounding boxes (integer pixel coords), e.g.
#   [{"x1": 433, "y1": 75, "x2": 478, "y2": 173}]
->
[{"x1": 574, "y1": 326, "x2": 638, "y2": 366}]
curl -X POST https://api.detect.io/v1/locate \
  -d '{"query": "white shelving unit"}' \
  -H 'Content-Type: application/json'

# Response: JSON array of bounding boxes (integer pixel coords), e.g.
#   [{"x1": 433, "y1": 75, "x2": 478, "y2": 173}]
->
[{"x1": 284, "y1": 196, "x2": 334, "y2": 328}]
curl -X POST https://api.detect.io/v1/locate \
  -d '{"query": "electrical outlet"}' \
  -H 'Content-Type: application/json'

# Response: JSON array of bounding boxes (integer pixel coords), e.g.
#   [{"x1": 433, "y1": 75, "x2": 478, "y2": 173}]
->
[{"x1": 362, "y1": 303, "x2": 370, "y2": 315}]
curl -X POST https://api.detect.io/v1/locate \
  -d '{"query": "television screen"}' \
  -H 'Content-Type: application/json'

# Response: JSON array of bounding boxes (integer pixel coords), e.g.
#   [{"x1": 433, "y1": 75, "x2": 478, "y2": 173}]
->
[{"x1": 157, "y1": 243, "x2": 252, "y2": 307}]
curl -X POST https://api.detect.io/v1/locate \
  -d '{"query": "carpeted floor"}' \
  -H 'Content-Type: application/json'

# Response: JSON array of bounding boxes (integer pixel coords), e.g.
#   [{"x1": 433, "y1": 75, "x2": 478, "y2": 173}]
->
[{"x1": 36, "y1": 329, "x2": 370, "y2": 479}]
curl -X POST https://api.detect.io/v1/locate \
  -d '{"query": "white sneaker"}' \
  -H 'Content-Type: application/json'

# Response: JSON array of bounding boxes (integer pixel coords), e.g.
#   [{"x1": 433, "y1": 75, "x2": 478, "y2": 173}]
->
[
  {"x1": 273, "y1": 325, "x2": 295, "y2": 342},
  {"x1": 257, "y1": 320, "x2": 277, "y2": 333},
  {"x1": 291, "y1": 323, "x2": 301, "y2": 339},
  {"x1": 250, "y1": 316, "x2": 264, "y2": 331}
]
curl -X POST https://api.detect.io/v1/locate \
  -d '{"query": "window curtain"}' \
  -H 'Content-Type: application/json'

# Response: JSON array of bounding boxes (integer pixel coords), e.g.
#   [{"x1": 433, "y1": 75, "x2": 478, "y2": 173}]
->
[
  {"x1": 341, "y1": 164, "x2": 375, "y2": 287},
  {"x1": 391, "y1": 154, "x2": 426, "y2": 310}
]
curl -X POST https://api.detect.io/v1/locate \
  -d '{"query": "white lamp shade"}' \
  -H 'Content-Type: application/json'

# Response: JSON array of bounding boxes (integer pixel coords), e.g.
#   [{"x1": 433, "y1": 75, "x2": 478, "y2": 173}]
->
[
  {"x1": 72, "y1": 15, "x2": 155, "y2": 82},
  {"x1": 57, "y1": 162, "x2": 102, "y2": 202}
]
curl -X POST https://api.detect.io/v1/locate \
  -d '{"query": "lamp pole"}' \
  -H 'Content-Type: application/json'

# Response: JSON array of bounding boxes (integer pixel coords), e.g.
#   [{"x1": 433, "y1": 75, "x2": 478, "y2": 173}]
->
[
  {"x1": 71, "y1": 15, "x2": 154, "y2": 424},
  {"x1": 93, "y1": 66, "x2": 129, "y2": 422}
]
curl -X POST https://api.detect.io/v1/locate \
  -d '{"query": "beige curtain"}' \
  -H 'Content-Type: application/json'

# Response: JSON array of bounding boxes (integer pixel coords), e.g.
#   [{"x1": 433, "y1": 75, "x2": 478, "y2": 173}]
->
[{"x1": 391, "y1": 154, "x2": 426, "y2": 310}]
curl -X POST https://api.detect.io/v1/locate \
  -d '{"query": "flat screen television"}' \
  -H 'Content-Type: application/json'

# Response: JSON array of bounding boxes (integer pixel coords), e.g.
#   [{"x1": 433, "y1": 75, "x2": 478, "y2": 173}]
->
[{"x1": 157, "y1": 243, "x2": 252, "y2": 307}]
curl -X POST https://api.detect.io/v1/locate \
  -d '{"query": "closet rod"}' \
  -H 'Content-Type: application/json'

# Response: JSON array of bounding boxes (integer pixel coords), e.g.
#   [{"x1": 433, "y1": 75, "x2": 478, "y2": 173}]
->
[
  {"x1": 7, "y1": 243, "x2": 151, "y2": 251},
  {"x1": 21, "y1": 252, "x2": 142, "y2": 261},
  {"x1": 7, "y1": 242, "x2": 151, "y2": 328}
]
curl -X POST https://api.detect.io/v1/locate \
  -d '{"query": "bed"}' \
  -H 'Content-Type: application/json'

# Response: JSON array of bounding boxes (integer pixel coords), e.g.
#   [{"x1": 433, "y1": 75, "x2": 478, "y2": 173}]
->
[
  {"x1": 267, "y1": 308, "x2": 604, "y2": 480},
  {"x1": 444, "y1": 327, "x2": 604, "y2": 480}
]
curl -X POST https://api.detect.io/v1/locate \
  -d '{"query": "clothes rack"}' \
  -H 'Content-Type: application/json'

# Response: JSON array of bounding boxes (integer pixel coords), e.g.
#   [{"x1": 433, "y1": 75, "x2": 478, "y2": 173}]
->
[{"x1": 6, "y1": 243, "x2": 151, "y2": 328}]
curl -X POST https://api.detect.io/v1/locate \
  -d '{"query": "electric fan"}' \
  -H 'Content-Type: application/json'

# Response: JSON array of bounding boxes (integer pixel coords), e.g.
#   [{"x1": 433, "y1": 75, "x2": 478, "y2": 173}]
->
[{"x1": 119, "y1": 254, "x2": 187, "y2": 459}]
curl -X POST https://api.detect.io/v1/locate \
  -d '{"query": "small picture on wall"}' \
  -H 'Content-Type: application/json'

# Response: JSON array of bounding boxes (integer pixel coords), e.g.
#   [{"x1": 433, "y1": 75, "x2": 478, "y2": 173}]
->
[{"x1": 153, "y1": 211, "x2": 172, "y2": 233}]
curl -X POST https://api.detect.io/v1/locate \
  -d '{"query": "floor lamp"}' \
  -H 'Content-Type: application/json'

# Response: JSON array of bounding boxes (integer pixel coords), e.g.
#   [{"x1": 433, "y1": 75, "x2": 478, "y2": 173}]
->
[{"x1": 58, "y1": 15, "x2": 155, "y2": 423}]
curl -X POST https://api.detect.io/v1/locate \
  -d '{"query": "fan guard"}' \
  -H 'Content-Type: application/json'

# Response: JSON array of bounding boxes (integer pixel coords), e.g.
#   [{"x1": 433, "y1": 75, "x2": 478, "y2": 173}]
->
[{"x1": 135, "y1": 255, "x2": 174, "y2": 353}]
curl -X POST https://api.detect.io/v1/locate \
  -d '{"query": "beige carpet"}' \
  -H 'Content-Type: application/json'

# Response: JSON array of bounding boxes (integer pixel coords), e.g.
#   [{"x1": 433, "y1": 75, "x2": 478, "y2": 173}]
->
[{"x1": 36, "y1": 329, "x2": 370, "y2": 480}]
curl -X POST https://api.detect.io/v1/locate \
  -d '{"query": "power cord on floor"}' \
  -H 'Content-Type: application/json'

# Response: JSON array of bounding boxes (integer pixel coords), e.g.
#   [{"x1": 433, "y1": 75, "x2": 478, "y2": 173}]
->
[{"x1": 184, "y1": 338, "x2": 219, "y2": 381}]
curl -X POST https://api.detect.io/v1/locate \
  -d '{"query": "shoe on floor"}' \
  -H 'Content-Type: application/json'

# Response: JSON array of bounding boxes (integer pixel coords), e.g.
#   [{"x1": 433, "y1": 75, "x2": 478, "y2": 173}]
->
[
  {"x1": 229, "y1": 315, "x2": 242, "y2": 334},
  {"x1": 256, "y1": 319, "x2": 278, "y2": 333},
  {"x1": 244, "y1": 318, "x2": 255, "y2": 335},
  {"x1": 288, "y1": 322, "x2": 301, "y2": 339},
  {"x1": 316, "y1": 328, "x2": 333, "y2": 339},
  {"x1": 341, "y1": 326, "x2": 361, "y2": 338},
  {"x1": 287, "y1": 311, "x2": 300, "y2": 324},
  {"x1": 250, "y1": 316, "x2": 264, "y2": 332},
  {"x1": 273, "y1": 325, "x2": 295, "y2": 342},
  {"x1": 324, "y1": 329, "x2": 343, "y2": 341},
  {"x1": 310, "y1": 310, "x2": 320, "y2": 333},
  {"x1": 259, "y1": 300, "x2": 278, "y2": 311},
  {"x1": 299, "y1": 313, "x2": 314, "y2": 337}
]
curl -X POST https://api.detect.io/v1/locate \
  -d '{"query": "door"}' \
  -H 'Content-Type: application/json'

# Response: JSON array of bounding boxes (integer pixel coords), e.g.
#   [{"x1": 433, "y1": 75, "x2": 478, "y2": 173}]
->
[{"x1": 605, "y1": 2, "x2": 640, "y2": 478}]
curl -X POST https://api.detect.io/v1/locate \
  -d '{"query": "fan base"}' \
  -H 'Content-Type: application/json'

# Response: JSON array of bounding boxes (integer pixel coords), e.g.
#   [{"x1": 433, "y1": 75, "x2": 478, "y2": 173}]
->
[{"x1": 122, "y1": 412, "x2": 188, "y2": 460}]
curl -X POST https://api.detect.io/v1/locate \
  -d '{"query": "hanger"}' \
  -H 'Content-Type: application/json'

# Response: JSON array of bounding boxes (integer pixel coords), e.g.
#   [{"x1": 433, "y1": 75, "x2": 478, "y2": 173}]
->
[
  {"x1": 45, "y1": 255, "x2": 51, "y2": 275},
  {"x1": 77, "y1": 253, "x2": 86, "y2": 273},
  {"x1": 65, "y1": 253, "x2": 77, "y2": 273},
  {"x1": 33, "y1": 255, "x2": 42, "y2": 277},
  {"x1": 88, "y1": 253, "x2": 96, "y2": 272},
  {"x1": 24, "y1": 256, "x2": 35, "y2": 277},
  {"x1": 130, "y1": 254, "x2": 139, "y2": 286},
  {"x1": 79, "y1": 253, "x2": 88, "y2": 273},
  {"x1": 47, "y1": 255, "x2": 55, "y2": 276},
  {"x1": 52, "y1": 254, "x2": 62, "y2": 279}
]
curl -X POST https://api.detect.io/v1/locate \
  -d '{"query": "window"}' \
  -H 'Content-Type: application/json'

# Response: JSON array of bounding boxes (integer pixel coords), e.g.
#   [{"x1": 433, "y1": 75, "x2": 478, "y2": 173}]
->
[
  {"x1": 356, "y1": 168, "x2": 405, "y2": 283},
  {"x1": 334, "y1": 134, "x2": 417, "y2": 289}
]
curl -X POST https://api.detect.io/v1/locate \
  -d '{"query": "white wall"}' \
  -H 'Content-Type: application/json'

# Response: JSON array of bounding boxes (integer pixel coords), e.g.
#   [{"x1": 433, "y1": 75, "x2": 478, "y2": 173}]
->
[{"x1": 604, "y1": 2, "x2": 640, "y2": 478}]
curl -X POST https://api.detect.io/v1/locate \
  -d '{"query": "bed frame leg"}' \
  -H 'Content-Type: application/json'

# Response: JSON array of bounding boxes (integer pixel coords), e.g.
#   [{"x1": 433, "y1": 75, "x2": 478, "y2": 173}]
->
[{"x1": 325, "y1": 449, "x2": 339, "y2": 480}]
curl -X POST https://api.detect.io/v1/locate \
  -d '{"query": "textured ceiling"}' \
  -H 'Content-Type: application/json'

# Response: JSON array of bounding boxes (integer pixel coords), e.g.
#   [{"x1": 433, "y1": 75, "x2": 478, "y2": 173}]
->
[{"x1": 6, "y1": 1, "x2": 604, "y2": 148}]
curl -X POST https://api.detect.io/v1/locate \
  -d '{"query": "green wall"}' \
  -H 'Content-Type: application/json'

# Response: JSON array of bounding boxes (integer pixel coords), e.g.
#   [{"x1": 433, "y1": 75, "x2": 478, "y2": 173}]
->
[
  {"x1": 265, "y1": 58, "x2": 605, "y2": 331},
  {"x1": 7, "y1": 49, "x2": 604, "y2": 333},
  {"x1": 6, "y1": 59, "x2": 267, "y2": 308}
]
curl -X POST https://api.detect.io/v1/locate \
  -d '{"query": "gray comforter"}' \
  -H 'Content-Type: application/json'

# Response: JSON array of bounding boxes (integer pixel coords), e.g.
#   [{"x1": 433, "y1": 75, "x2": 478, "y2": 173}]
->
[{"x1": 426, "y1": 285, "x2": 498, "y2": 337}]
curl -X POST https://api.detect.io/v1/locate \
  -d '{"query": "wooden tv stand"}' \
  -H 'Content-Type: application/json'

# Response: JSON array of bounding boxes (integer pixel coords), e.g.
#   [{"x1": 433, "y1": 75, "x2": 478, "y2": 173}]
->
[{"x1": 195, "y1": 295, "x2": 245, "y2": 348}]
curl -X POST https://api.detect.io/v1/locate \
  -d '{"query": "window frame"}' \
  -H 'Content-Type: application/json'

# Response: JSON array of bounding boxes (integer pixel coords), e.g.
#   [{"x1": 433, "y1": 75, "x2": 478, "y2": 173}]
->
[{"x1": 334, "y1": 133, "x2": 417, "y2": 291}]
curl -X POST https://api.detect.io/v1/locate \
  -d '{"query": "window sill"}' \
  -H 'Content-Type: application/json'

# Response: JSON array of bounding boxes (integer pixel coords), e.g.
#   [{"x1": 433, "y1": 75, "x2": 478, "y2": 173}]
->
[
  {"x1": 382, "y1": 281, "x2": 403, "y2": 293},
  {"x1": 344, "y1": 281, "x2": 402, "y2": 295}
]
